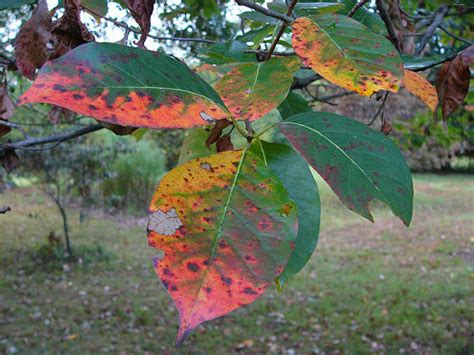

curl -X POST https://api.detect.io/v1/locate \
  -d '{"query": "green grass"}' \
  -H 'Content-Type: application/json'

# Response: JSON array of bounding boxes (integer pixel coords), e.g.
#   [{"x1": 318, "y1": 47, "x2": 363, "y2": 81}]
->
[{"x1": 0, "y1": 174, "x2": 473, "y2": 353}]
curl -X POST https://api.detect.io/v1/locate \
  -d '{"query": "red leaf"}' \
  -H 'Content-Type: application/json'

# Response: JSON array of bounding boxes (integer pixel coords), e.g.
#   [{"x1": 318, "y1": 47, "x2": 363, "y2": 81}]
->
[
  {"x1": 51, "y1": 0, "x2": 95, "y2": 58},
  {"x1": 14, "y1": 0, "x2": 53, "y2": 79},
  {"x1": 124, "y1": 0, "x2": 155, "y2": 47},
  {"x1": 436, "y1": 45, "x2": 473, "y2": 118}
]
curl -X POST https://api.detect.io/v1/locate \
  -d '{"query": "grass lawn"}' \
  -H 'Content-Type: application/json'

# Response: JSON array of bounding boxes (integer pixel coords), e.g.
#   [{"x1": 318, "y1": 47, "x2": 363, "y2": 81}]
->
[{"x1": 0, "y1": 174, "x2": 473, "y2": 353}]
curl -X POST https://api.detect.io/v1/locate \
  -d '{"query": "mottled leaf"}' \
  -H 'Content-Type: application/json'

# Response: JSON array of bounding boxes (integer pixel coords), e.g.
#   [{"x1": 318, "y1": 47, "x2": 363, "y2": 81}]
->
[
  {"x1": 402, "y1": 69, "x2": 438, "y2": 112},
  {"x1": 436, "y1": 46, "x2": 473, "y2": 118},
  {"x1": 292, "y1": 15, "x2": 403, "y2": 96},
  {"x1": 178, "y1": 128, "x2": 216, "y2": 165},
  {"x1": 14, "y1": 0, "x2": 52, "y2": 80},
  {"x1": 214, "y1": 59, "x2": 293, "y2": 121},
  {"x1": 195, "y1": 63, "x2": 235, "y2": 86},
  {"x1": 124, "y1": 0, "x2": 155, "y2": 47},
  {"x1": 18, "y1": 42, "x2": 229, "y2": 129},
  {"x1": 278, "y1": 92, "x2": 311, "y2": 120},
  {"x1": 251, "y1": 140, "x2": 320, "y2": 286},
  {"x1": 147, "y1": 149, "x2": 297, "y2": 344},
  {"x1": 51, "y1": 0, "x2": 95, "y2": 59},
  {"x1": 278, "y1": 112, "x2": 413, "y2": 226}
]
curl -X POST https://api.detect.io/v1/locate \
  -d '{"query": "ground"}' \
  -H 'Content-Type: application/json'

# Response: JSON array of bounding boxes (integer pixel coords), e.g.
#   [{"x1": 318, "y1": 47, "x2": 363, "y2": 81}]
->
[{"x1": 0, "y1": 174, "x2": 473, "y2": 353}]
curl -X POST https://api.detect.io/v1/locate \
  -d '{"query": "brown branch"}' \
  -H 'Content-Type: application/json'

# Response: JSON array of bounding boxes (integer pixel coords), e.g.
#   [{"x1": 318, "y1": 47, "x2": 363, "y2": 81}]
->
[
  {"x1": 415, "y1": 5, "x2": 449, "y2": 55},
  {"x1": 235, "y1": 0, "x2": 293, "y2": 24},
  {"x1": 0, "y1": 124, "x2": 104, "y2": 152},
  {"x1": 264, "y1": 0, "x2": 298, "y2": 61},
  {"x1": 438, "y1": 25, "x2": 472, "y2": 46},
  {"x1": 347, "y1": 0, "x2": 370, "y2": 18},
  {"x1": 0, "y1": 206, "x2": 11, "y2": 214},
  {"x1": 375, "y1": 0, "x2": 401, "y2": 51}
]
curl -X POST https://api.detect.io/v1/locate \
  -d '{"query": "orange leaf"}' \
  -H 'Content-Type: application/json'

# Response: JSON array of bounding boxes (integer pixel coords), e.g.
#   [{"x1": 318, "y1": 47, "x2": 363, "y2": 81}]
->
[{"x1": 402, "y1": 69, "x2": 438, "y2": 112}]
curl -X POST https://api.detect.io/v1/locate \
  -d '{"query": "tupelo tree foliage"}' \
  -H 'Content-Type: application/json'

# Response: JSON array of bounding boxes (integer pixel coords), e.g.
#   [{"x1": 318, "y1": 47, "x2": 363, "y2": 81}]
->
[{"x1": 1, "y1": 0, "x2": 473, "y2": 345}]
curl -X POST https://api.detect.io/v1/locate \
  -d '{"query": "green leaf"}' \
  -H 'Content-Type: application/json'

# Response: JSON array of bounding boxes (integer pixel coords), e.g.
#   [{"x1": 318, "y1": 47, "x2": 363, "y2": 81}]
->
[
  {"x1": 148, "y1": 149, "x2": 298, "y2": 344},
  {"x1": 81, "y1": 0, "x2": 108, "y2": 18},
  {"x1": 338, "y1": 0, "x2": 388, "y2": 35},
  {"x1": 178, "y1": 128, "x2": 216, "y2": 164},
  {"x1": 198, "y1": 41, "x2": 256, "y2": 65},
  {"x1": 18, "y1": 42, "x2": 229, "y2": 129},
  {"x1": 278, "y1": 112, "x2": 413, "y2": 226},
  {"x1": 239, "y1": 11, "x2": 281, "y2": 25},
  {"x1": 236, "y1": 25, "x2": 275, "y2": 49},
  {"x1": 292, "y1": 14, "x2": 404, "y2": 97},
  {"x1": 278, "y1": 92, "x2": 312, "y2": 120},
  {"x1": 252, "y1": 140, "x2": 320, "y2": 287},
  {"x1": 0, "y1": 0, "x2": 36, "y2": 10},
  {"x1": 401, "y1": 54, "x2": 449, "y2": 70},
  {"x1": 268, "y1": 1, "x2": 344, "y2": 16}
]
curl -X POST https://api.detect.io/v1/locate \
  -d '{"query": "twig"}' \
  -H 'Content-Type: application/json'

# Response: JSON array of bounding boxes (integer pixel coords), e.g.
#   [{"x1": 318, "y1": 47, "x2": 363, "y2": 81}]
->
[
  {"x1": 235, "y1": 0, "x2": 293, "y2": 24},
  {"x1": 0, "y1": 120, "x2": 30, "y2": 139},
  {"x1": 0, "y1": 206, "x2": 11, "y2": 214},
  {"x1": 0, "y1": 124, "x2": 103, "y2": 152},
  {"x1": 292, "y1": 73, "x2": 322, "y2": 89},
  {"x1": 84, "y1": 8, "x2": 218, "y2": 44},
  {"x1": 368, "y1": 92, "x2": 389, "y2": 126},
  {"x1": 264, "y1": 0, "x2": 298, "y2": 61},
  {"x1": 347, "y1": 0, "x2": 370, "y2": 18},
  {"x1": 415, "y1": 5, "x2": 449, "y2": 55},
  {"x1": 411, "y1": 52, "x2": 459, "y2": 72}
]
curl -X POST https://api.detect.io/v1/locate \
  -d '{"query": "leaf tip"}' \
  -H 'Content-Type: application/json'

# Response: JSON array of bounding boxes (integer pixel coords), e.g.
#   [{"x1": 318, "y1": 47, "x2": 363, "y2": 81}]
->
[{"x1": 175, "y1": 326, "x2": 192, "y2": 346}]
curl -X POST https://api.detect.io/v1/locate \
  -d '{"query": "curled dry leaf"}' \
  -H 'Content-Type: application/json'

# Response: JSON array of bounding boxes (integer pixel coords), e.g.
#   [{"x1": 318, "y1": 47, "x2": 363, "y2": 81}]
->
[
  {"x1": 124, "y1": 0, "x2": 155, "y2": 47},
  {"x1": 148, "y1": 150, "x2": 297, "y2": 345},
  {"x1": 99, "y1": 122, "x2": 137, "y2": 136},
  {"x1": 51, "y1": 0, "x2": 95, "y2": 58},
  {"x1": 436, "y1": 45, "x2": 473, "y2": 118},
  {"x1": 0, "y1": 80, "x2": 14, "y2": 137},
  {"x1": 216, "y1": 133, "x2": 234, "y2": 152},
  {"x1": 402, "y1": 69, "x2": 438, "y2": 112},
  {"x1": 48, "y1": 106, "x2": 75, "y2": 124},
  {"x1": 14, "y1": 0, "x2": 53, "y2": 79},
  {"x1": 1, "y1": 149, "x2": 20, "y2": 173},
  {"x1": 205, "y1": 119, "x2": 232, "y2": 147},
  {"x1": 292, "y1": 14, "x2": 404, "y2": 96}
]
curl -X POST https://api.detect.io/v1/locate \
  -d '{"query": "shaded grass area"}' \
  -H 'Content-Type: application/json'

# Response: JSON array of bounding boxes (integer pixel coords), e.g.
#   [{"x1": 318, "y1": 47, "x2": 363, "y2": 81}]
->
[{"x1": 0, "y1": 174, "x2": 473, "y2": 353}]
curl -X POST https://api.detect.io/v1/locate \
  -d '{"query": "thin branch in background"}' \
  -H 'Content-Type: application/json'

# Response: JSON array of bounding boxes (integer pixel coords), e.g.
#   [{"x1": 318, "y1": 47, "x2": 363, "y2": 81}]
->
[
  {"x1": 0, "y1": 206, "x2": 11, "y2": 214},
  {"x1": 84, "y1": 7, "x2": 218, "y2": 44},
  {"x1": 415, "y1": 5, "x2": 449, "y2": 55},
  {"x1": 0, "y1": 124, "x2": 104, "y2": 152},
  {"x1": 411, "y1": 52, "x2": 459, "y2": 72},
  {"x1": 264, "y1": 0, "x2": 298, "y2": 61},
  {"x1": 347, "y1": 0, "x2": 370, "y2": 18},
  {"x1": 0, "y1": 120, "x2": 30, "y2": 139},
  {"x1": 438, "y1": 25, "x2": 473, "y2": 46},
  {"x1": 235, "y1": 0, "x2": 293, "y2": 24}
]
